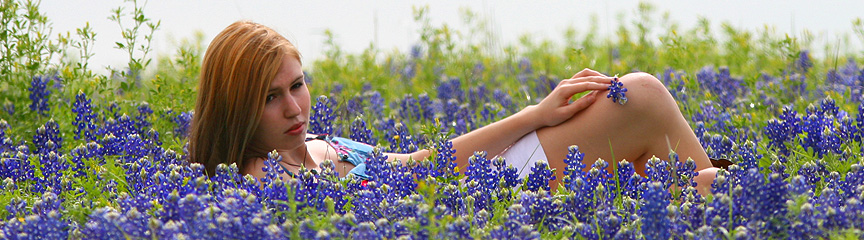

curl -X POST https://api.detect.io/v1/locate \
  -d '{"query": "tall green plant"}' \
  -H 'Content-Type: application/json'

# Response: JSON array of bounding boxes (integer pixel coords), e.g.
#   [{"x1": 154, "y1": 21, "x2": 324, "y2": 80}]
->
[{"x1": 108, "y1": 0, "x2": 160, "y2": 94}]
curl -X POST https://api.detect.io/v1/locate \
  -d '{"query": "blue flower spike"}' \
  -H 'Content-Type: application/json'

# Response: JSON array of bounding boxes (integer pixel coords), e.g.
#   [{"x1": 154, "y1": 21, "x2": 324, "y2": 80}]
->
[{"x1": 607, "y1": 77, "x2": 628, "y2": 105}]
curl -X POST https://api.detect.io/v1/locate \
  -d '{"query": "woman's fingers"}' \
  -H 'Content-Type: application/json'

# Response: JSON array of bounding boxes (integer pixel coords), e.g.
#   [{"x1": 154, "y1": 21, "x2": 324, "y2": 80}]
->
[
  {"x1": 553, "y1": 81, "x2": 610, "y2": 99},
  {"x1": 559, "y1": 76, "x2": 614, "y2": 86},
  {"x1": 571, "y1": 68, "x2": 607, "y2": 79},
  {"x1": 564, "y1": 90, "x2": 598, "y2": 112}
]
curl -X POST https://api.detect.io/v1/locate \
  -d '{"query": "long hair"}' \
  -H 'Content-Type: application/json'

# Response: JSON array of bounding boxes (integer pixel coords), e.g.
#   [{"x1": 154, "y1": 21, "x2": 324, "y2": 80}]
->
[{"x1": 189, "y1": 21, "x2": 301, "y2": 175}]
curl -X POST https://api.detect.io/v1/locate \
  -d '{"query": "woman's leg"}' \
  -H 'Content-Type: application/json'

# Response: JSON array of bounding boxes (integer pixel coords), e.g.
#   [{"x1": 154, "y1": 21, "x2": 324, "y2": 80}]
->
[{"x1": 536, "y1": 72, "x2": 717, "y2": 194}]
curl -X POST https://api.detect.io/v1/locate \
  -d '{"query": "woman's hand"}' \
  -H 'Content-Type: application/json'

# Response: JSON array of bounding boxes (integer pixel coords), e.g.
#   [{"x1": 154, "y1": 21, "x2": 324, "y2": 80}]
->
[
  {"x1": 571, "y1": 68, "x2": 608, "y2": 78},
  {"x1": 526, "y1": 75, "x2": 613, "y2": 128}
]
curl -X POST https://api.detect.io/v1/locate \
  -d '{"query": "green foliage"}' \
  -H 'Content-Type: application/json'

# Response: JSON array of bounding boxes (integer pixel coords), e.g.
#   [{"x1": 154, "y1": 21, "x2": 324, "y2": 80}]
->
[{"x1": 2, "y1": 0, "x2": 864, "y2": 238}]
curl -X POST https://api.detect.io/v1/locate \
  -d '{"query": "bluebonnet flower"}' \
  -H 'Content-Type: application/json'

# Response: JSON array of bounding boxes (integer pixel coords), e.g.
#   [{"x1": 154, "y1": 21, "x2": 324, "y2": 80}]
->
[
  {"x1": 99, "y1": 114, "x2": 137, "y2": 144},
  {"x1": 386, "y1": 123, "x2": 416, "y2": 154},
  {"x1": 818, "y1": 97, "x2": 839, "y2": 116},
  {"x1": 261, "y1": 150, "x2": 287, "y2": 185},
  {"x1": 479, "y1": 103, "x2": 502, "y2": 124},
  {"x1": 789, "y1": 203, "x2": 823, "y2": 239},
  {"x1": 134, "y1": 102, "x2": 153, "y2": 134},
  {"x1": 28, "y1": 74, "x2": 55, "y2": 116},
  {"x1": 489, "y1": 204, "x2": 541, "y2": 240},
  {"x1": 1, "y1": 192, "x2": 68, "y2": 239},
  {"x1": 618, "y1": 159, "x2": 642, "y2": 199},
  {"x1": 814, "y1": 187, "x2": 847, "y2": 231},
  {"x1": 439, "y1": 99, "x2": 460, "y2": 132},
  {"x1": 524, "y1": 159, "x2": 555, "y2": 192},
  {"x1": 436, "y1": 77, "x2": 464, "y2": 102},
  {"x1": 398, "y1": 94, "x2": 420, "y2": 120},
  {"x1": 350, "y1": 222, "x2": 378, "y2": 240},
  {"x1": 2, "y1": 101, "x2": 12, "y2": 116},
  {"x1": 825, "y1": 61, "x2": 864, "y2": 101},
  {"x1": 492, "y1": 156, "x2": 519, "y2": 189},
  {"x1": 645, "y1": 156, "x2": 672, "y2": 189},
  {"x1": 640, "y1": 181, "x2": 672, "y2": 240},
  {"x1": 453, "y1": 103, "x2": 475, "y2": 135},
  {"x1": 367, "y1": 91, "x2": 385, "y2": 117},
  {"x1": 533, "y1": 75, "x2": 557, "y2": 97},
  {"x1": 692, "y1": 101, "x2": 719, "y2": 126},
  {"x1": 468, "y1": 84, "x2": 489, "y2": 109},
  {"x1": 764, "y1": 106, "x2": 800, "y2": 157},
  {"x1": 702, "y1": 133, "x2": 735, "y2": 160},
  {"x1": 839, "y1": 163, "x2": 863, "y2": 199},
  {"x1": 1, "y1": 210, "x2": 68, "y2": 239},
  {"x1": 0, "y1": 119, "x2": 12, "y2": 153},
  {"x1": 465, "y1": 152, "x2": 496, "y2": 212},
  {"x1": 662, "y1": 68, "x2": 689, "y2": 101},
  {"x1": 417, "y1": 93, "x2": 435, "y2": 121},
  {"x1": 588, "y1": 158, "x2": 615, "y2": 202},
  {"x1": 735, "y1": 140, "x2": 761, "y2": 171},
  {"x1": 562, "y1": 145, "x2": 586, "y2": 190},
  {"x1": 82, "y1": 207, "x2": 151, "y2": 239},
  {"x1": 521, "y1": 190, "x2": 566, "y2": 231},
  {"x1": 172, "y1": 111, "x2": 193, "y2": 139},
  {"x1": 409, "y1": 44, "x2": 423, "y2": 59},
  {"x1": 697, "y1": 67, "x2": 745, "y2": 108},
  {"x1": 36, "y1": 151, "x2": 69, "y2": 193},
  {"x1": 606, "y1": 77, "x2": 628, "y2": 105},
  {"x1": 673, "y1": 153, "x2": 699, "y2": 189},
  {"x1": 442, "y1": 216, "x2": 472, "y2": 239},
  {"x1": 799, "y1": 111, "x2": 841, "y2": 158},
  {"x1": 518, "y1": 57, "x2": 533, "y2": 74},
  {"x1": 32, "y1": 119, "x2": 62, "y2": 155},
  {"x1": 493, "y1": 89, "x2": 516, "y2": 114},
  {"x1": 837, "y1": 115, "x2": 858, "y2": 144},
  {"x1": 758, "y1": 173, "x2": 790, "y2": 236},
  {"x1": 401, "y1": 61, "x2": 417, "y2": 80},
  {"x1": 857, "y1": 102, "x2": 864, "y2": 139},
  {"x1": 310, "y1": 95, "x2": 335, "y2": 135},
  {"x1": 349, "y1": 117, "x2": 374, "y2": 145},
  {"x1": 346, "y1": 94, "x2": 365, "y2": 118},
  {"x1": 796, "y1": 50, "x2": 813, "y2": 73},
  {"x1": 72, "y1": 90, "x2": 98, "y2": 141}
]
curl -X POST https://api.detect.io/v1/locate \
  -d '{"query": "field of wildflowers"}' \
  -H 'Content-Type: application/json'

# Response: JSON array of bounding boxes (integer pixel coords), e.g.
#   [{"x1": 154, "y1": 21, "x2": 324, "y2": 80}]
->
[{"x1": 2, "y1": 1, "x2": 864, "y2": 239}]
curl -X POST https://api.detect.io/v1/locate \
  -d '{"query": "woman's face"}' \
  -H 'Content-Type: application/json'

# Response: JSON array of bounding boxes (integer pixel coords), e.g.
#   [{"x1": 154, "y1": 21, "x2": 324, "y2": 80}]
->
[{"x1": 248, "y1": 55, "x2": 311, "y2": 154}]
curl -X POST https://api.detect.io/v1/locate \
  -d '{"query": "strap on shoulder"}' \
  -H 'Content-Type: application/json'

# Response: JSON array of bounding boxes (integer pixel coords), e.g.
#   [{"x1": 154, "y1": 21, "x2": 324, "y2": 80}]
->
[{"x1": 305, "y1": 134, "x2": 329, "y2": 142}]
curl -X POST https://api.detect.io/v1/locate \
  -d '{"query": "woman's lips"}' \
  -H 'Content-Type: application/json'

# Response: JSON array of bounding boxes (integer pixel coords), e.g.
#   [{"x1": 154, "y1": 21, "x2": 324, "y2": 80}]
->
[{"x1": 285, "y1": 122, "x2": 305, "y2": 135}]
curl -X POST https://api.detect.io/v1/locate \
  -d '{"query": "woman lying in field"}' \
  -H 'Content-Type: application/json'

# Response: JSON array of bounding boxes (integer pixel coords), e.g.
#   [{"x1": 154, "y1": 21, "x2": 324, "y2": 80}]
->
[{"x1": 188, "y1": 21, "x2": 722, "y2": 195}]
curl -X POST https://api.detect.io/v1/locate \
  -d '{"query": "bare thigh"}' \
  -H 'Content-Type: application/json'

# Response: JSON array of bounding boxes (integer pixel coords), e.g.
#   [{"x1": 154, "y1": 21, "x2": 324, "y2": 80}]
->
[{"x1": 536, "y1": 72, "x2": 711, "y2": 186}]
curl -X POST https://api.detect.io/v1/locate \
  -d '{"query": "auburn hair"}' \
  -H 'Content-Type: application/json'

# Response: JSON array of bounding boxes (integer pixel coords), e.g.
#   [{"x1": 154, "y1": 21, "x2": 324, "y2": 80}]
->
[{"x1": 189, "y1": 21, "x2": 300, "y2": 176}]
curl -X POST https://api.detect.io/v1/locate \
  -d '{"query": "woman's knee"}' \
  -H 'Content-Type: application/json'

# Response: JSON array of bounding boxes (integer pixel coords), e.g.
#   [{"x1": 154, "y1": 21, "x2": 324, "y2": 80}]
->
[{"x1": 620, "y1": 72, "x2": 668, "y2": 97}]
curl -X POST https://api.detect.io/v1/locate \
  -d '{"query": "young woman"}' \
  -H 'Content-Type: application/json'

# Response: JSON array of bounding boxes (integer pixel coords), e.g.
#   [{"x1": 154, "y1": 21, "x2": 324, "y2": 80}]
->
[{"x1": 189, "y1": 21, "x2": 720, "y2": 195}]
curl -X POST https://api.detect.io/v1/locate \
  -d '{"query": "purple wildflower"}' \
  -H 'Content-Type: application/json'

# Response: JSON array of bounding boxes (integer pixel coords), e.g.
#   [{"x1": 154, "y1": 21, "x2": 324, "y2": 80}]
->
[
  {"x1": 523, "y1": 159, "x2": 555, "y2": 192},
  {"x1": 640, "y1": 181, "x2": 672, "y2": 240},
  {"x1": 607, "y1": 77, "x2": 628, "y2": 105},
  {"x1": 349, "y1": 117, "x2": 374, "y2": 145},
  {"x1": 72, "y1": 91, "x2": 98, "y2": 141},
  {"x1": 28, "y1": 75, "x2": 55, "y2": 116},
  {"x1": 310, "y1": 95, "x2": 335, "y2": 135},
  {"x1": 171, "y1": 111, "x2": 192, "y2": 139}
]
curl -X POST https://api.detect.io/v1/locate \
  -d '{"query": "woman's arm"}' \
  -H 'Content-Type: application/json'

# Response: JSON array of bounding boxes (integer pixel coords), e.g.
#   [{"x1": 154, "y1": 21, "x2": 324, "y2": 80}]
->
[{"x1": 387, "y1": 69, "x2": 613, "y2": 169}]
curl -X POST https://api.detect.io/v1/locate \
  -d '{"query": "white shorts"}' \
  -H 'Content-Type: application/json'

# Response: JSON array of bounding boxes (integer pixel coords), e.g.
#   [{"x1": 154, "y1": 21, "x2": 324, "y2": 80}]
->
[{"x1": 497, "y1": 131, "x2": 547, "y2": 179}]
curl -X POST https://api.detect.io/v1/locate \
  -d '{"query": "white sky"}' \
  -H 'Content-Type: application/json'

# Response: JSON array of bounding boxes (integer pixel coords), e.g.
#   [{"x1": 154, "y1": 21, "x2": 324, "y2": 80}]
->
[{"x1": 39, "y1": 0, "x2": 864, "y2": 73}]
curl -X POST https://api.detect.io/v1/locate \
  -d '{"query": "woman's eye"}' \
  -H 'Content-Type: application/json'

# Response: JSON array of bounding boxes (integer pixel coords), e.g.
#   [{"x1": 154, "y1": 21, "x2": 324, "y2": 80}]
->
[
  {"x1": 265, "y1": 94, "x2": 276, "y2": 102},
  {"x1": 291, "y1": 82, "x2": 304, "y2": 90}
]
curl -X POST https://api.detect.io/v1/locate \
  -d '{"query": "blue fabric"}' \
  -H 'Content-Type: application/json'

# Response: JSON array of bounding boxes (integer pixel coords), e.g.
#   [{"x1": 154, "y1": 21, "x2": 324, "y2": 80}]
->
[{"x1": 326, "y1": 136, "x2": 374, "y2": 179}]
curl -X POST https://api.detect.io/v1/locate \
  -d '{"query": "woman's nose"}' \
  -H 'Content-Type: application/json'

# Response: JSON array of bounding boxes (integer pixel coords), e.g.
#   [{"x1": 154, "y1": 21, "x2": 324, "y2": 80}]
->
[{"x1": 282, "y1": 95, "x2": 301, "y2": 117}]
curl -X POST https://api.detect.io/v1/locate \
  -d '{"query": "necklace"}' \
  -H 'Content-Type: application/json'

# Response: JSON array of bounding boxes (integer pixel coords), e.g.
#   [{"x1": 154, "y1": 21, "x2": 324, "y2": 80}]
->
[
  {"x1": 280, "y1": 145, "x2": 318, "y2": 175},
  {"x1": 281, "y1": 146, "x2": 309, "y2": 168}
]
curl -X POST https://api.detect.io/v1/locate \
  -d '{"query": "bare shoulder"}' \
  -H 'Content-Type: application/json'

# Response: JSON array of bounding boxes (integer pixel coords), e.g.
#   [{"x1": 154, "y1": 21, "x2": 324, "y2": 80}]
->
[{"x1": 241, "y1": 157, "x2": 268, "y2": 180}]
